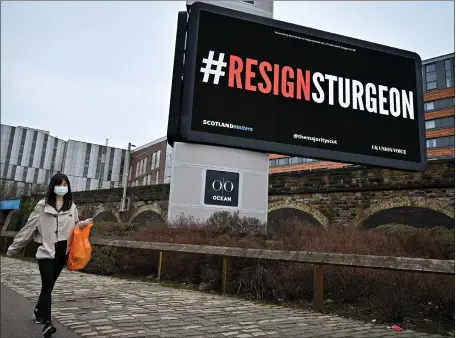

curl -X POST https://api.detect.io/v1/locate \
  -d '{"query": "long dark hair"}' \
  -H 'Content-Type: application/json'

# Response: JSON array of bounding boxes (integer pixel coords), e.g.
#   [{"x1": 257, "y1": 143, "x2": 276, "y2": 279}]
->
[{"x1": 45, "y1": 173, "x2": 73, "y2": 212}]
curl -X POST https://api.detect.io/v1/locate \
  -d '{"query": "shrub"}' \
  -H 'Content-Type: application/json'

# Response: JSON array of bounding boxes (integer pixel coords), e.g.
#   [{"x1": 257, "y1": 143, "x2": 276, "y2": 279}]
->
[
  {"x1": 84, "y1": 245, "x2": 121, "y2": 276},
  {"x1": 90, "y1": 221, "x2": 139, "y2": 239}
]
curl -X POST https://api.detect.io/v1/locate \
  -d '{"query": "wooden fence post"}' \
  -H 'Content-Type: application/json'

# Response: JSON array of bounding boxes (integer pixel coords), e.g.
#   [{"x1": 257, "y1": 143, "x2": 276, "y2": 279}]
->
[
  {"x1": 313, "y1": 264, "x2": 324, "y2": 311},
  {"x1": 2, "y1": 237, "x2": 7, "y2": 254},
  {"x1": 222, "y1": 256, "x2": 232, "y2": 294},
  {"x1": 157, "y1": 251, "x2": 168, "y2": 281}
]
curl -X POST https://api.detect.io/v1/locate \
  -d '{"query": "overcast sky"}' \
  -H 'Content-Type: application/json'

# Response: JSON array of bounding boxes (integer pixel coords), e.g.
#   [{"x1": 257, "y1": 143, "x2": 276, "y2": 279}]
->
[{"x1": 1, "y1": 1, "x2": 454, "y2": 149}]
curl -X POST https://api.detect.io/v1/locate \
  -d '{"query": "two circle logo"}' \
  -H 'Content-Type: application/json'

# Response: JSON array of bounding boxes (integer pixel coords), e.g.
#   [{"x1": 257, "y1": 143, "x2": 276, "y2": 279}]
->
[{"x1": 212, "y1": 179, "x2": 234, "y2": 194}]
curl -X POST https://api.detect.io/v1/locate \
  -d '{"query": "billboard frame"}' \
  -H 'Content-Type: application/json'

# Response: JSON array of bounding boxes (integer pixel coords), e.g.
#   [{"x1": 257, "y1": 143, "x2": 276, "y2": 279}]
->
[
  {"x1": 167, "y1": 11, "x2": 188, "y2": 146},
  {"x1": 177, "y1": 1, "x2": 427, "y2": 172}
]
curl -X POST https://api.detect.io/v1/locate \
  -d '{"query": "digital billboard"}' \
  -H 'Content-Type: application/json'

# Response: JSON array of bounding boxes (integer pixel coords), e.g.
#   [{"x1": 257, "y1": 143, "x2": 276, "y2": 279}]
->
[{"x1": 175, "y1": 2, "x2": 426, "y2": 171}]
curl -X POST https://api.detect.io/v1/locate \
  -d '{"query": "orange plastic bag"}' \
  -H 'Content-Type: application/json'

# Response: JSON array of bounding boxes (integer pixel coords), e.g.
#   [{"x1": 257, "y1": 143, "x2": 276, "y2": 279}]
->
[{"x1": 67, "y1": 223, "x2": 93, "y2": 271}]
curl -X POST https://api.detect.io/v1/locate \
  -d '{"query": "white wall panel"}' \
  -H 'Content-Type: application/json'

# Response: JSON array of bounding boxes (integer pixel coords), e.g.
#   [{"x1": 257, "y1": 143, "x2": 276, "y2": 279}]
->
[{"x1": 0, "y1": 125, "x2": 11, "y2": 164}]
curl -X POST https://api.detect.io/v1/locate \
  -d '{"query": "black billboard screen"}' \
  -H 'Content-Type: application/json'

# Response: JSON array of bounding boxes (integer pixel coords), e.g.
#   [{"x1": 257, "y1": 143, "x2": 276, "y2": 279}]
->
[{"x1": 178, "y1": 2, "x2": 426, "y2": 171}]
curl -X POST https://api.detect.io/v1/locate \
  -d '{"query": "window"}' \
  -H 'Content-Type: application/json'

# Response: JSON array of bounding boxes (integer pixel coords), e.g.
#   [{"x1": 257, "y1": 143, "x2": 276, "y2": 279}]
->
[
  {"x1": 269, "y1": 157, "x2": 318, "y2": 166},
  {"x1": 29, "y1": 131, "x2": 38, "y2": 167},
  {"x1": 144, "y1": 157, "x2": 148, "y2": 173},
  {"x1": 156, "y1": 150, "x2": 161, "y2": 168},
  {"x1": 155, "y1": 170, "x2": 160, "y2": 183},
  {"x1": 426, "y1": 139, "x2": 436, "y2": 148},
  {"x1": 426, "y1": 136, "x2": 455, "y2": 148},
  {"x1": 425, "y1": 63, "x2": 437, "y2": 91},
  {"x1": 22, "y1": 167, "x2": 28, "y2": 182},
  {"x1": 143, "y1": 176, "x2": 147, "y2": 186},
  {"x1": 135, "y1": 163, "x2": 139, "y2": 178},
  {"x1": 424, "y1": 102, "x2": 435, "y2": 111},
  {"x1": 424, "y1": 98, "x2": 455, "y2": 112},
  {"x1": 33, "y1": 168, "x2": 39, "y2": 184},
  {"x1": 426, "y1": 64, "x2": 435, "y2": 73},
  {"x1": 425, "y1": 116, "x2": 455, "y2": 130},
  {"x1": 86, "y1": 178, "x2": 91, "y2": 191},
  {"x1": 147, "y1": 175, "x2": 151, "y2": 185},
  {"x1": 445, "y1": 59, "x2": 453, "y2": 88},
  {"x1": 151, "y1": 152, "x2": 156, "y2": 170},
  {"x1": 277, "y1": 157, "x2": 289, "y2": 166},
  {"x1": 425, "y1": 120, "x2": 435, "y2": 130},
  {"x1": 11, "y1": 165, "x2": 17, "y2": 180},
  {"x1": 437, "y1": 116, "x2": 454, "y2": 129},
  {"x1": 39, "y1": 134, "x2": 48, "y2": 169}
]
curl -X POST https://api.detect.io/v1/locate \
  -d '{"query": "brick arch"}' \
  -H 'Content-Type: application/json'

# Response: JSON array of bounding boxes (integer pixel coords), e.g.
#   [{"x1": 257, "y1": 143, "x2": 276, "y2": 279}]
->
[
  {"x1": 129, "y1": 204, "x2": 164, "y2": 224},
  {"x1": 93, "y1": 209, "x2": 121, "y2": 223},
  {"x1": 268, "y1": 201, "x2": 329, "y2": 228},
  {"x1": 355, "y1": 197, "x2": 455, "y2": 228}
]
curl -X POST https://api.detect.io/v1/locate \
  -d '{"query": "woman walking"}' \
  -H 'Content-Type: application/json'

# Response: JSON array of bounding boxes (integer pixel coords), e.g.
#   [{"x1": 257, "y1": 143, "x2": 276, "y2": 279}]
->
[{"x1": 7, "y1": 173, "x2": 92, "y2": 337}]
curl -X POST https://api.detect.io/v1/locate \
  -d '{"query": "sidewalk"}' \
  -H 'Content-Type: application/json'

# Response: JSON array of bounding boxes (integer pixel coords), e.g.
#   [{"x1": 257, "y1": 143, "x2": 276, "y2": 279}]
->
[
  {"x1": 1, "y1": 256, "x2": 448, "y2": 338},
  {"x1": 0, "y1": 283, "x2": 78, "y2": 338}
]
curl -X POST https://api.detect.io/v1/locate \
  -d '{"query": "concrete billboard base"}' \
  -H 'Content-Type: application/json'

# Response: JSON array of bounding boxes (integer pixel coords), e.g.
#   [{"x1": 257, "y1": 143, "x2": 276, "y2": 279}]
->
[{"x1": 167, "y1": 142, "x2": 269, "y2": 223}]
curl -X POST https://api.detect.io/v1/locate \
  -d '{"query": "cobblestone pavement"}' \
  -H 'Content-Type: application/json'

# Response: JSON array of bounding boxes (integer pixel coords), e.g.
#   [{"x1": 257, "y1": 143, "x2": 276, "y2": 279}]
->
[{"x1": 1, "y1": 257, "x2": 447, "y2": 338}]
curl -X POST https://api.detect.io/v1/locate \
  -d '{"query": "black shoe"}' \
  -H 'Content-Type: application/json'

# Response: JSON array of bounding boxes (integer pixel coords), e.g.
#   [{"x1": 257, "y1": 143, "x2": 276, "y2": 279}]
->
[
  {"x1": 43, "y1": 321, "x2": 56, "y2": 337},
  {"x1": 33, "y1": 308, "x2": 43, "y2": 324}
]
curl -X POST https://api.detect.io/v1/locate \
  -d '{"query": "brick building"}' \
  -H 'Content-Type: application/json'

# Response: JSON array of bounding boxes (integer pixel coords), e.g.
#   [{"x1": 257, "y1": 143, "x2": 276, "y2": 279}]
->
[
  {"x1": 269, "y1": 52, "x2": 455, "y2": 173},
  {"x1": 128, "y1": 137, "x2": 173, "y2": 187}
]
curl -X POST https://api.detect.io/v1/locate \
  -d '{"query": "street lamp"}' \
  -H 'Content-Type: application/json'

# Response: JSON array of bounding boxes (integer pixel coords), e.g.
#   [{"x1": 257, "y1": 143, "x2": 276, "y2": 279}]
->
[{"x1": 121, "y1": 142, "x2": 136, "y2": 211}]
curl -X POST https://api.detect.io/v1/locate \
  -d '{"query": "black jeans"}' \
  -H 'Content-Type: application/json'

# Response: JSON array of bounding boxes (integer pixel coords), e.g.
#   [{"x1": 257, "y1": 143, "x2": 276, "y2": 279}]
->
[{"x1": 36, "y1": 241, "x2": 68, "y2": 322}]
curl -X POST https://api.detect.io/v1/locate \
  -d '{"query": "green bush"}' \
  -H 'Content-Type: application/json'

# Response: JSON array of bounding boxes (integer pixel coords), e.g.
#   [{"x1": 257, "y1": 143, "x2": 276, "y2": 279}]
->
[{"x1": 83, "y1": 246, "x2": 121, "y2": 276}]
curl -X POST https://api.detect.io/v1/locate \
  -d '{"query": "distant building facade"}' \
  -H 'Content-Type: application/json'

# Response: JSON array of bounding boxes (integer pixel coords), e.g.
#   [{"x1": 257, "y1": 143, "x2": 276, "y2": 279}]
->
[
  {"x1": 422, "y1": 53, "x2": 455, "y2": 160},
  {"x1": 128, "y1": 137, "x2": 173, "y2": 187},
  {"x1": 62, "y1": 140, "x2": 127, "y2": 192},
  {"x1": 0, "y1": 124, "x2": 127, "y2": 195},
  {"x1": 1, "y1": 125, "x2": 66, "y2": 195}
]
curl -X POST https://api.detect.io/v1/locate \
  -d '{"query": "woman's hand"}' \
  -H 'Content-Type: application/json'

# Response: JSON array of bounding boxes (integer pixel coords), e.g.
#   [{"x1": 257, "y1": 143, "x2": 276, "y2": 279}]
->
[{"x1": 78, "y1": 218, "x2": 93, "y2": 229}]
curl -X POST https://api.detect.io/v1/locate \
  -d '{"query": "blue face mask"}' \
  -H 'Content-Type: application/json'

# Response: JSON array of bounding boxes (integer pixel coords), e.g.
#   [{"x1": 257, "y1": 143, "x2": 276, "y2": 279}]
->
[{"x1": 54, "y1": 186, "x2": 68, "y2": 196}]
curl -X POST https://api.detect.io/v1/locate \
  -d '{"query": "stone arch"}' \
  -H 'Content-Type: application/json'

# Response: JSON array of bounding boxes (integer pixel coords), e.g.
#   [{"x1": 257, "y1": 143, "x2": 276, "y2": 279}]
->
[
  {"x1": 268, "y1": 201, "x2": 329, "y2": 229},
  {"x1": 93, "y1": 209, "x2": 121, "y2": 223},
  {"x1": 129, "y1": 204, "x2": 164, "y2": 225},
  {"x1": 355, "y1": 197, "x2": 454, "y2": 228}
]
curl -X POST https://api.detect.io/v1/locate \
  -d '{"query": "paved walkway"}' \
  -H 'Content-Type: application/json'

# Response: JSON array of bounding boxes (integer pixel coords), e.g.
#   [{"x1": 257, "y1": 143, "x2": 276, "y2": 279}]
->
[
  {"x1": 1, "y1": 284, "x2": 77, "y2": 338},
  {"x1": 0, "y1": 257, "x2": 447, "y2": 338}
]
